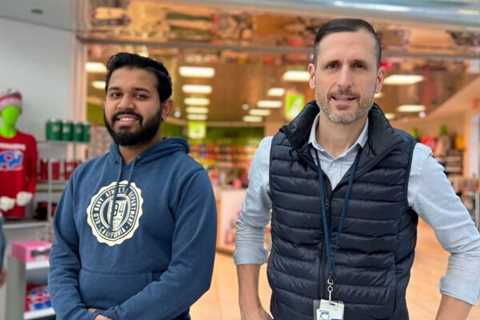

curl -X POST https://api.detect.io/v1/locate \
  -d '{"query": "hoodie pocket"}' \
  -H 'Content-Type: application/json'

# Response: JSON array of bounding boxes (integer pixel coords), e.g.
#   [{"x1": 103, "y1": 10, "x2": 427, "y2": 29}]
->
[{"x1": 79, "y1": 268, "x2": 153, "y2": 309}]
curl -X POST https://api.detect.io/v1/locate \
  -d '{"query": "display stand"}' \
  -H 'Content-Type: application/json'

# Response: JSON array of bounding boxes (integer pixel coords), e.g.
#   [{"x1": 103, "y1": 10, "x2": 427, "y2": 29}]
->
[{"x1": 5, "y1": 256, "x2": 53, "y2": 320}]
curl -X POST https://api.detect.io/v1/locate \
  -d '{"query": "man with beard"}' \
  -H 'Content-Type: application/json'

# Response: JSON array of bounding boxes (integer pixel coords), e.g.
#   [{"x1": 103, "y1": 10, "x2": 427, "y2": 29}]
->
[
  {"x1": 235, "y1": 19, "x2": 480, "y2": 320},
  {"x1": 49, "y1": 52, "x2": 216, "y2": 320}
]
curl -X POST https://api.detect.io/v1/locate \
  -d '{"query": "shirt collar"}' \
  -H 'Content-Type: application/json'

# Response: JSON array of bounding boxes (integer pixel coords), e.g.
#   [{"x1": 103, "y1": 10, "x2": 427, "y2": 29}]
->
[{"x1": 308, "y1": 113, "x2": 369, "y2": 156}]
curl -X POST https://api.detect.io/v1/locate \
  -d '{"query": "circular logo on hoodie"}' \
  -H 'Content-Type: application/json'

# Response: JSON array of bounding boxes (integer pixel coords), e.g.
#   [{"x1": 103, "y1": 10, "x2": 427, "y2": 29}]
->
[{"x1": 86, "y1": 180, "x2": 144, "y2": 246}]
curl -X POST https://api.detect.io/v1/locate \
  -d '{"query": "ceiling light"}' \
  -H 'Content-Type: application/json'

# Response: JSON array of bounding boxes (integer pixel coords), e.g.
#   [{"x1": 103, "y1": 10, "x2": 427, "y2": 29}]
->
[
  {"x1": 184, "y1": 97, "x2": 210, "y2": 106},
  {"x1": 187, "y1": 114, "x2": 208, "y2": 121},
  {"x1": 384, "y1": 75, "x2": 424, "y2": 85},
  {"x1": 333, "y1": 1, "x2": 410, "y2": 12},
  {"x1": 268, "y1": 88, "x2": 285, "y2": 97},
  {"x1": 249, "y1": 109, "x2": 271, "y2": 116},
  {"x1": 397, "y1": 104, "x2": 426, "y2": 113},
  {"x1": 186, "y1": 107, "x2": 209, "y2": 114},
  {"x1": 374, "y1": 92, "x2": 383, "y2": 99},
  {"x1": 257, "y1": 100, "x2": 282, "y2": 108},
  {"x1": 91, "y1": 80, "x2": 106, "y2": 90},
  {"x1": 282, "y1": 70, "x2": 310, "y2": 82},
  {"x1": 182, "y1": 85, "x2": 212, "y2": 95},
  {"x1": 419, "y1": 111, "x2": 426, "y2": 118},
  {"x1": 241, "y1": 104, "x2": 250, "y2": 111},
  {"x1": 86, "y1": 62, "x2": 107, "y2": 73},
  {"x1": 179, "y1": 66, "x2": 215, "y2": 78},
  {"x1": 173, "y1": 110, "x2": 182, "y2": 118},
  {"x1": 243, "y1": 115, "x2": 263, "y2": 123},
  {"x1": 385, "y1": 113, "x2": 396, "y2": 120}
]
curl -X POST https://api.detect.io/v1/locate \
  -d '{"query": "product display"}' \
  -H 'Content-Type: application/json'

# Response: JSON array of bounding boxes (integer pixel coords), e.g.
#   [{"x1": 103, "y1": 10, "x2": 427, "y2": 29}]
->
[
  {"x1": 0, "y1": 89, "x2": 38, "y2": 219},
  {"x1": 46, "y1": 119, "x2": 91, "y2": 142}
]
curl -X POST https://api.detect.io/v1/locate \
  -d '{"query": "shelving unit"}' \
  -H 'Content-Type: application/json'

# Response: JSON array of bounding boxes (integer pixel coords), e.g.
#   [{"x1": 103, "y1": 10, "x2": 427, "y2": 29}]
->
[
  {"x1": 24, "y1": 308, "x2": 55, "y2": 320},
  {"x1": 5, "y1": 256, "x2": 53, "y2": 320}
]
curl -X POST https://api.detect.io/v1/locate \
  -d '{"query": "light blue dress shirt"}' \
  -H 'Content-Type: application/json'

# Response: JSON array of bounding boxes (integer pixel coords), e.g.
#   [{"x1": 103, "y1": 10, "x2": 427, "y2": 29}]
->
[{"x1": 235, "y1": 114, "x2": 480, "y2": 305}]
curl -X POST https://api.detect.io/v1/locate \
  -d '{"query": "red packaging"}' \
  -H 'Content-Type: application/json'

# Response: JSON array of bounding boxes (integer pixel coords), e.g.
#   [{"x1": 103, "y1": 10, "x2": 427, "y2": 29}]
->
[{"x1": 50, "y1": 160, "x2": 61, "y2": 181}]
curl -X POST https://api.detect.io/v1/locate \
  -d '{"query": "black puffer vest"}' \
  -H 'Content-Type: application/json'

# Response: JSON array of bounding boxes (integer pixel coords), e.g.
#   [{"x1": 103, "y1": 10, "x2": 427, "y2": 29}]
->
[{"x1": 268, "y1": 101, "x2": 418, "y2": 320}]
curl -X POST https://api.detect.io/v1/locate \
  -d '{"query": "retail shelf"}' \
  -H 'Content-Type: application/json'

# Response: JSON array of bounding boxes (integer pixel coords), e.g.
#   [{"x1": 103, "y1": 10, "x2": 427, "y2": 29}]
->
[
  {"x1": 37, "y1": 140, "x2": 87, "y2": 145},
  {"x1": 4, "y1": 220, "x2": 49, "y2": 230},
  {"x1": 26, "y1": 260, "x2": 50, "y2": 271},
  {"x1": 24, "y1": 307, "x2": 55, "y2": 319}
]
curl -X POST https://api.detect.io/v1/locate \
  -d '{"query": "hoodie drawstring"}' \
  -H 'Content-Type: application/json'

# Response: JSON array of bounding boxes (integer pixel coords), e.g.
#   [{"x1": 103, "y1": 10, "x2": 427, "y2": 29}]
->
[{"x1": 108, "y1": 157, "x2": 137, "y2": 231}]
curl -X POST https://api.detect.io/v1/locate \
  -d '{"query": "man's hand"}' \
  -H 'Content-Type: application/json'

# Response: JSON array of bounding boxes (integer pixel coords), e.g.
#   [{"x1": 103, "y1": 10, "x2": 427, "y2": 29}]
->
[
  {"x1": 0, "y1": 269, "x2": 6, "y2": 287},
  {"x1": 241, "y1": 307, "x2": 272, "y2": 320},
  {"x1": 88, "y1": 308, "x2": 112, "y2": 320}
]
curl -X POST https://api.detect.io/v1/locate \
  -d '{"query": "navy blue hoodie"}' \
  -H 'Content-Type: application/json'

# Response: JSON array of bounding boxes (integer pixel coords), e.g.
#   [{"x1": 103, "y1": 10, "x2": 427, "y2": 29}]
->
[{"x1": 48, "y1": 138, "x2": 216, "y2": 320}]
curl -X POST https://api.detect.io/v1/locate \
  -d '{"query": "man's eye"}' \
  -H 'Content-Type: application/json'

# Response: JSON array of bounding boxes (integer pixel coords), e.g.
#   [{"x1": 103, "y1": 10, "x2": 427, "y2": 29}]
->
[
  {"x1": 136, "y1": 94, "x2": 149, "y2": 100},
  {"x1": 325, "y1": 62, "x2": 338, "y2": 70},
  {"x1": 353, "y1": 62, "x2": 367, "y2": 69}
]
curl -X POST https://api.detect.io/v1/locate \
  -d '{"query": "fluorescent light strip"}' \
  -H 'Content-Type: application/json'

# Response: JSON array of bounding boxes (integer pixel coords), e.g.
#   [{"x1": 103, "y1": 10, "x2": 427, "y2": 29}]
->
[
  {"x1": 333, "y1": 1, "x2": 410, "y2": 12},
  {"x1": 187, "y1": 114, "x2": 208, "y2": 121},
  {"x1": 384, "y1": 75, "x2": 424, "y2": 85},
  {"x1": 91, "y1": 80, "x2": 106, "y2": 90},
  {"x1": 182, "y1": 85, "x2": 212, "y2": 94},
  {"x1": 243, "y1": 115, "x2": 263, "y2": 123},
  {"x1": 282, "y1": 71, "x2": 310, "y2": 82},
  {"x1": 249, "y1": 109, "x2": 271, "y2": 116},
  {"x1": 184, "y1": 97, "x2": 210, "y2": 106},
  {"x1": 257, "y1": 100, "x2": 282, "y2": 108},
  {"x1": 385, "y1": 113, "x2": 396, "y2": 120},
  {"x1": 397, "y1": 104, "x2": 425, "y2": 113},
  {"x1": 179, "y1": 66, "x2": 215, "y2": 78},
  {"x1": 86, "y1": 62, "x2": 106, "y2": 73},
  {"x1": 268, "y1": 88, "x2": 285, "y2": 97},
  {"x1": 186, "y1": 107, "x2": 209, "y2": 114}
]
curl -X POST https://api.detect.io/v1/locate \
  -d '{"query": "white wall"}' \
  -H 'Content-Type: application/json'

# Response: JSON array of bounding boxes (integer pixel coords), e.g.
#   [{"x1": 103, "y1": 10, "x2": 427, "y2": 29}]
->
[
  {"x1": 0, "y1": 18, "x2": 86, "y2": 139},
  {"x1": 0, "y1": 17, "x2": 85, "y2": 320}
]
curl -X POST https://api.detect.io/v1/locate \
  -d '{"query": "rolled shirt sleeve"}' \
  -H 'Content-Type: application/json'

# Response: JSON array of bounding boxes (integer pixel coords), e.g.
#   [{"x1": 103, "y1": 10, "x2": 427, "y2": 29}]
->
[
  {"x1": 234, "y1": 137, "x2": 273, "y2": 265},
  {"x1": 409, "y1": 143, "x2": 480, "y2": 305}
]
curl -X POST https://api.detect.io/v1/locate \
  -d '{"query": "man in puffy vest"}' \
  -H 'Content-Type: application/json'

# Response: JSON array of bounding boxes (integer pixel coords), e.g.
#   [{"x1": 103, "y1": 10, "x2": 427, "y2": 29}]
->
[{"x1": 235, "y1": 18, "x2": 480, "y2": 320}]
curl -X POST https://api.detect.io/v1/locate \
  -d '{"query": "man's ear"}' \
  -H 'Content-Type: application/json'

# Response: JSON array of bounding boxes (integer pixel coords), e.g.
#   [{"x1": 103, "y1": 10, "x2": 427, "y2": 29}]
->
[{"x1": 161, "y1": 99, "x2": 173, "y2": 120}]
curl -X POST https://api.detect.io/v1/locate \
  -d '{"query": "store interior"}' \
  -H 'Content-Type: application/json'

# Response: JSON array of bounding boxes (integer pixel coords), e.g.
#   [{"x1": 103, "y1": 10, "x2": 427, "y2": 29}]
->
[{"x1": 1, "y1": 0, "x2": 480, "y2": 319}]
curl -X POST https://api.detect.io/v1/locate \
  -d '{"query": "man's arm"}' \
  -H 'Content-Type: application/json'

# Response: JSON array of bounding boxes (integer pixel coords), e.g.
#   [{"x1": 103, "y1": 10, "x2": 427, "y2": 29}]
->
[
  {"x1": 436, "y1": 295, "x2": 472, "y2": 320},
  {"x1": 235, "y1": 137, "x2": 273, "y2": 319},
  {"x1": 410, "y1": 144, "x2": 480, "y2": 318},
  {"x1": 99, "y1": 169, "x2": 216, "y2": 320},
  {"x1": 48, "y1": 179, "x2": 96, "y2": 320},
  {"x1": 237, "y1": 265, "x2": 272, "y2": 320}
]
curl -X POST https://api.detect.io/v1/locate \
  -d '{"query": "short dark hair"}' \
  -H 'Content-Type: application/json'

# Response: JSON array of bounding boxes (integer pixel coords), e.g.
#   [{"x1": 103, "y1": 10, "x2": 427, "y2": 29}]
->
[
  {"x1": 105, "y1": 52, "x2": 172, "y2": 103},
  {"x1": 312, "y1": 18, "x2": 382, "y2": 67}
]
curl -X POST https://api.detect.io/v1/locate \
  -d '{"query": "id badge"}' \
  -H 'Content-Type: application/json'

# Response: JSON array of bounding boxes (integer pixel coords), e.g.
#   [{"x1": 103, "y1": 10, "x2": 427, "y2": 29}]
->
[{"x1": 313, "y1": 299, "x2": 344, "y2": 320}]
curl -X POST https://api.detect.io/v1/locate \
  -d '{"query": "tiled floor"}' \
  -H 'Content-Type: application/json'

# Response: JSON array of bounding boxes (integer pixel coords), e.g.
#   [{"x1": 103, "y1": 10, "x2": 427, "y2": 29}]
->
[{"x1": 191, "y1": 221, "x2": 480, "y2": 320}]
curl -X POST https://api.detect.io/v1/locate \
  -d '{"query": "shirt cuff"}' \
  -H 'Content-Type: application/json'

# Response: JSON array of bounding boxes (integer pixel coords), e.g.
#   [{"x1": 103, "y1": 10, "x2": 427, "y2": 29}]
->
[
  {"x1": 440, "y1": 275, "x2": 480, "y2": 305},
  {"x1": 234, "y1": 244, "x2": 268, "y2": 265}
]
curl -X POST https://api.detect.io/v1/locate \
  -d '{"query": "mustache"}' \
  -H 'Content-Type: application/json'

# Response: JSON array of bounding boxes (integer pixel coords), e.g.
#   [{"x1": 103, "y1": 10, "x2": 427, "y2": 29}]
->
[{"x1": 112, "y1": 111, "x2": 143, "y2": 123}]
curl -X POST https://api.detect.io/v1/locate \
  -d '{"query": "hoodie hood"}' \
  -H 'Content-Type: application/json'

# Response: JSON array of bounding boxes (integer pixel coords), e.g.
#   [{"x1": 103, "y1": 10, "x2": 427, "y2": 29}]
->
[{"x1": 109, "y1": 137, "x2": 189, "y2": 166}]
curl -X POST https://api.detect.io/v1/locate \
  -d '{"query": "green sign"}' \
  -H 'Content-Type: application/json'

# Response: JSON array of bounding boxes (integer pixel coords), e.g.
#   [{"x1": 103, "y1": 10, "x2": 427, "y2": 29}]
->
[
  {"x1": 284, "y1": 91, "x2": 304, "y2": 121},
  {"x1": 187, "y1": 121, "x2": 206, "y2": 139}
]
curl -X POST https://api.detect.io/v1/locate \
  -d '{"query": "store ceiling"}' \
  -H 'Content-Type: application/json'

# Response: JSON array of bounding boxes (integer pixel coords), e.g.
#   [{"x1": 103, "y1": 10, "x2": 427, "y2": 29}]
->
[{"x1": 83, "y1": 0, "x2": 480, "y2": 123}]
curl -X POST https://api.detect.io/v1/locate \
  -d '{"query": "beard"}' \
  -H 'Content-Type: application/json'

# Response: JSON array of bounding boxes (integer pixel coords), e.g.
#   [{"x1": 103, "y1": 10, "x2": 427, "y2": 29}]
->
[
  {"x1": 317, "y1": 88, "x2": 374, "y2": 125},
  {"x1": 104, "y1": 107, "x2": 162, "y2": 146}
]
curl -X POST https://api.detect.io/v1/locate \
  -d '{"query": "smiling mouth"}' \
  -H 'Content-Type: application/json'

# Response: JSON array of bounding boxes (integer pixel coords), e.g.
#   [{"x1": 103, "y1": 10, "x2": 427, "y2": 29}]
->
[
  {"x1": 331, "y1": 95, "x2": 357, "y2": 101},
  {"x1": 114, "y1": 114, "x2": 142, "y2": 126}
]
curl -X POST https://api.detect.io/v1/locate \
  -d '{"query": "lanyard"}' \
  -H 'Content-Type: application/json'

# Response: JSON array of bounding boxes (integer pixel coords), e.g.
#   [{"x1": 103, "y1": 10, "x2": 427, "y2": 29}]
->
[{"x1": 315, "y1": 147, "x2": 362, "y2": 300}]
